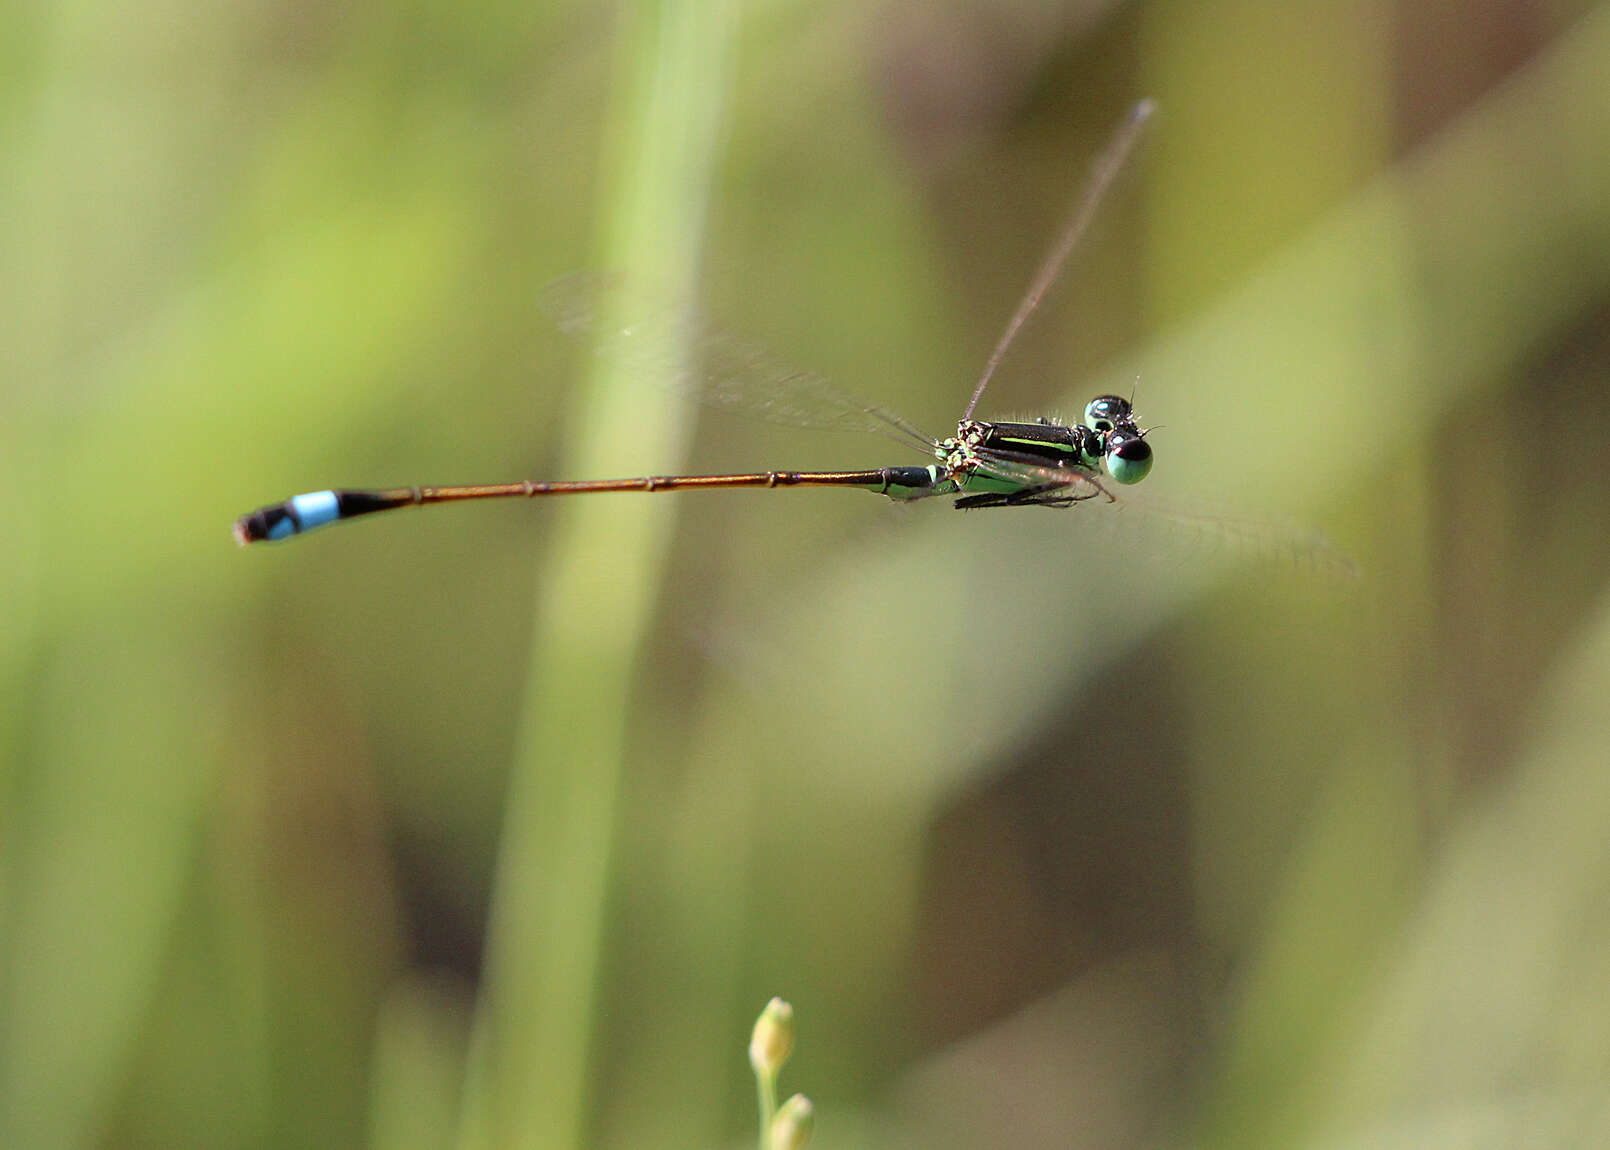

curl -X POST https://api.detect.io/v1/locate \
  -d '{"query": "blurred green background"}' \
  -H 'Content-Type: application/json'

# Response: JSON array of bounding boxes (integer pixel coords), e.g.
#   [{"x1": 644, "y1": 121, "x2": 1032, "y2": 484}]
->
[{"x1": 6, "y1": 0, "x2": 1610, "y2": 1147}]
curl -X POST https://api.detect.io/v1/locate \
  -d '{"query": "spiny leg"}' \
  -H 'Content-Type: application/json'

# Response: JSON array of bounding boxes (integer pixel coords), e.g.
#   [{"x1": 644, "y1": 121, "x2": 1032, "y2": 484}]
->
[{"x1": 952, "y1": 485, "x2": 1107, "y2": 510}]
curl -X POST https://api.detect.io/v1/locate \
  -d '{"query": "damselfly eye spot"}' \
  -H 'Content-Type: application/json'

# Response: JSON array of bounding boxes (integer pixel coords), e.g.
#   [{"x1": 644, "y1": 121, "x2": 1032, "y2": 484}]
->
[
  {"x1": 1084, "y1": 394, "x2": 1133, "y2": 434},
  {"x1": 1105, "y1": 429, "x2": 1152, "y2": 485}
]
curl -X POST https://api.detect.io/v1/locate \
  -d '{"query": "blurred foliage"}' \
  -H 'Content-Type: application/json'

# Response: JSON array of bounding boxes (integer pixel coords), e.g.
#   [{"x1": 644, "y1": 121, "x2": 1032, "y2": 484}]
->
[{"x1": 4, "y1": 1, "x2": 1610, "y2": 1148}]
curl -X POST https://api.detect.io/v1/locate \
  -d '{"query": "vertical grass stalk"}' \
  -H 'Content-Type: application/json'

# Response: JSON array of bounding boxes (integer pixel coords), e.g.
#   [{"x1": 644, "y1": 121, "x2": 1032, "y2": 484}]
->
[{"x1": 454, "y1": 3, "x2": 737, "y2": 1149}]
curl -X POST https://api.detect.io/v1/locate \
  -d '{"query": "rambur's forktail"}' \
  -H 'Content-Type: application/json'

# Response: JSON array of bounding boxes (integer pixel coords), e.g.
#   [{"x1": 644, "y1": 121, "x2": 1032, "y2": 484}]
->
[{"x1": 234, "y1": 101, "x2": 1155, "y2": 546}]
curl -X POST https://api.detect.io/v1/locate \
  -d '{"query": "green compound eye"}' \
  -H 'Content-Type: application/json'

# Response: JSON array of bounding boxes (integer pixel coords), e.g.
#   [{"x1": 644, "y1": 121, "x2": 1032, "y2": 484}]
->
[
  {"x1": 1084, "y1": 394, "x2": 1133, "y2": 434},
  {"x1": 1105, "y1": 428, "x2": 1152, "y2": 485}
]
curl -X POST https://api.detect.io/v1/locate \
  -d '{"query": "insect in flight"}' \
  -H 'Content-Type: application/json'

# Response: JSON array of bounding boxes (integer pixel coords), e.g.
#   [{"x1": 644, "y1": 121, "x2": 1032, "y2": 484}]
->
[{"x1": 234, "y1": 101, "x2": 1157, "y2": 546}]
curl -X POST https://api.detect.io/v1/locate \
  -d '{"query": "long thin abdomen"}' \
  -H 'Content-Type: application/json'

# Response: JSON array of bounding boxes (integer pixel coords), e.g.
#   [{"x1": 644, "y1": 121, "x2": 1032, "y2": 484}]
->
[{"x1": 232, "y1": 466, "x2": 941, "y2": 544}]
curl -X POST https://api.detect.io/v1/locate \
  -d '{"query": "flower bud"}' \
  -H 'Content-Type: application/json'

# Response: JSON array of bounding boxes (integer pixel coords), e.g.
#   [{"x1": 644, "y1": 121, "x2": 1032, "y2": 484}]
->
[
  {"x1": 768, "y1": 1094, "x2": 814, "y2": 1150},
  {"x1": 749, "y1": 997, "x2": 795, "y2": 1077}
]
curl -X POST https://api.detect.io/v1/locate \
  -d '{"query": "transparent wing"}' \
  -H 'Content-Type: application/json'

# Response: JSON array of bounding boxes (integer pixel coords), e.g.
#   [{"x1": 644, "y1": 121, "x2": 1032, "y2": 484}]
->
[
  {"x1": 1103, "y1": 488, "x2": 1358, "y2": 578},
  {"x1": 539, "y1": 274, "x2": 938, "y2": 457},
  {"x1": 967, "y1": 448, "x2": 1113, "y2": 501},
  {"x1": 969, "y1": 446, "x2": 1356, "y2": 578},
  {"x1": 540, "y1": 275, "x2": 1355, "y2": 578}
]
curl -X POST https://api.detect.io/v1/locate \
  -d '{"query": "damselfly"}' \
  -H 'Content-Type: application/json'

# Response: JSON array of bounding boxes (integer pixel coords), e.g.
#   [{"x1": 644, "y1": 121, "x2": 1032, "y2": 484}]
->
[{"x1": 234, "y1": 102, "x2": 1156, "y2": 546}]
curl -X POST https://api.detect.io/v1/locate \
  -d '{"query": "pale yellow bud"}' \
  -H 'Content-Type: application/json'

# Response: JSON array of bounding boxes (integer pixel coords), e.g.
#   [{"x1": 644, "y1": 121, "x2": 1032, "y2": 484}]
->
[
  {"x1": 749, "y1": 997, "x2": 795, "y2": 1076},
  {"x1": 768, "y1": 1094, "x2": 814, "y2": 1150}
]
